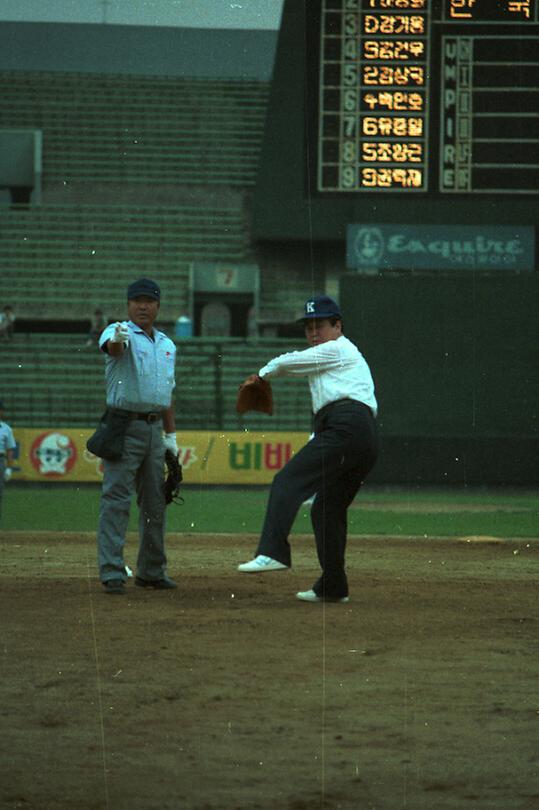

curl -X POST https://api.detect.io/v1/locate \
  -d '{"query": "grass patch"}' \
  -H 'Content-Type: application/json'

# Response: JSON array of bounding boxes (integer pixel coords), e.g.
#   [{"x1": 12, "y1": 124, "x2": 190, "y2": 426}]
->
[{"x1": 1, "y1": 484, "x2": 538, "y2": 538}]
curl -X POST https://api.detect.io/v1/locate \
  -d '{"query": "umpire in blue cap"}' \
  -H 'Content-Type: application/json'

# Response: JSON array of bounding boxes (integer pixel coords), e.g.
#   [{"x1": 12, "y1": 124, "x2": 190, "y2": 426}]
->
[
  {"x1": 127, "y1": 277, "x2": 161, "y2": 301},
  {"x1": 238, "y1": 294, "x2": 379, "y2": 603},
  {"x1": 94, "y1": 276, "x2": 179, "y2": 595}
]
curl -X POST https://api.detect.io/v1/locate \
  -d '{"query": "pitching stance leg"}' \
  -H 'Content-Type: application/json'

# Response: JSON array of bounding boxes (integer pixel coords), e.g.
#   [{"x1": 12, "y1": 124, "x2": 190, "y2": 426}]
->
[
  {"x1": 310, "y1": 467, "x2": 364, "y2": 598},
  {"x1": 256, "y1": 401, "x2": 377, "y2": 595}
]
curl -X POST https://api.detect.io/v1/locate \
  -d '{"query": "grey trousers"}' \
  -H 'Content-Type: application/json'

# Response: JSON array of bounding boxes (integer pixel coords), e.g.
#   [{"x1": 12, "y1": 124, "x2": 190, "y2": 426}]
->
[{"x1": 97, "y1": 419, "x2": 168, "y2": 583}]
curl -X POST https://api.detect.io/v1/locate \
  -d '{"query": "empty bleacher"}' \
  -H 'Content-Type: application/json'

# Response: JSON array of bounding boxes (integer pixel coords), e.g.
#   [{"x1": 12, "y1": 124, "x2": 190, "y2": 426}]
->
[
  {"x1": 0, "y1": 70, "x2": 268, "y2": 326},
  {"x1": 0, "y1": 69, "x2": 315, "y2": 429},
  {"x1": 258, "y1": 263, "x2": 327, "y2": 327},
  {"x1": 0, "y1": 200, "x2": 319, "y2": 330},
  {"x1": 0, "y1": 71, "x2": 269, "y2": 186},
  {"x1": 0, "y1": 202, "x2": 251, "y2": 322}
]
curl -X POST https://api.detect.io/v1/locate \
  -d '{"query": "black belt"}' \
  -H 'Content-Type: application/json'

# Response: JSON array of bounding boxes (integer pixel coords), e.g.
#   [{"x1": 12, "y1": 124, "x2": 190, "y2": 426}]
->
[
  {"x1": 315, "y1": 398, "x2": 373, "y2": 420},
  {"x1": 110, "y1": 409, "x2": 162, "y2": 423},
  {"x1": 129, "y1": 412, "x2": 162, "y2": 423},
  {"x1": 316, "y1": 398, "x2": 358, "y2": 414}
]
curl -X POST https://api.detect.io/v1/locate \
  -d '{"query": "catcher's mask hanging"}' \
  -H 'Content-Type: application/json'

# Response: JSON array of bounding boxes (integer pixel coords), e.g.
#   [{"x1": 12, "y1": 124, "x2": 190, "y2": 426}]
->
[{"x1": 163, "y1": 449, "x2": 184, "y2": 505}]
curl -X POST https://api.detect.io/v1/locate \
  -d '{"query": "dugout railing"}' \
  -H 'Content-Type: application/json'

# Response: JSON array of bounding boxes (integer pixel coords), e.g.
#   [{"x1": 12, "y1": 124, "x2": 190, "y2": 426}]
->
[{"x1": 0, "y1": 335, "x2": 312, "y2": 432}]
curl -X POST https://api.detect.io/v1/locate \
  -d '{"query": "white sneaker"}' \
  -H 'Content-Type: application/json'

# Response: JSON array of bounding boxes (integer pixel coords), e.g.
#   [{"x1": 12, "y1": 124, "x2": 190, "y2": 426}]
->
[
  {"x1": 296, "y1": 589, "x2": 350, "y2": 603},
  {"x1": 237, "y1": 555, "x2": 288, "y2": 573}
]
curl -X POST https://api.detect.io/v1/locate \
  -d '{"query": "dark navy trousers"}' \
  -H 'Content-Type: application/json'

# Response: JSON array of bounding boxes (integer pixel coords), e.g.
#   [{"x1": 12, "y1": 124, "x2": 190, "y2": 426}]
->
[{"x1": 256, "y1": 399, "x2": 378, "y2": 598}]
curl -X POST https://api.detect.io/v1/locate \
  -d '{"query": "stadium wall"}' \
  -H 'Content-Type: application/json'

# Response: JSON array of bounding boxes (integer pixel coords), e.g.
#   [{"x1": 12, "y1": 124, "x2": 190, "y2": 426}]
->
[
  {"x1": 341, "y1": 273, "x2": 539, "y2": 486},
  {"x1": 0, "y1": 21, "x2": 277, "y2": 79}
]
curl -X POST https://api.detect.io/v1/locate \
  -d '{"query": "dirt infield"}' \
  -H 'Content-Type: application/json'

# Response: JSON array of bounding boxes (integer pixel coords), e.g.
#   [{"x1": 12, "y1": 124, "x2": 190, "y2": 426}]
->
[{"x1": 1, "y1": 531, "x2": 538, "y2": 810}]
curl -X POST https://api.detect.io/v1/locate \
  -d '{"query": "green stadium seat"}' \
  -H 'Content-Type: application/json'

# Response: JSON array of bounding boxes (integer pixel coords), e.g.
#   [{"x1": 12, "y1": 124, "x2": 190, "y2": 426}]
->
[
  {"x1": 0, "y1": 335, "x2": 312, "y2": 430},
  {"x1": 0, "y1": 71, "x2": 269, "y2": 187}
]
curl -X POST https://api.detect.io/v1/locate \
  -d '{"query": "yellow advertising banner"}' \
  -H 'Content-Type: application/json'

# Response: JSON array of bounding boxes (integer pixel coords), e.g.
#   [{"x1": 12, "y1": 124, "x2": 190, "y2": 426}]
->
[{"x1": 8, "y1": 428, "x2": 310, "y2": 485}]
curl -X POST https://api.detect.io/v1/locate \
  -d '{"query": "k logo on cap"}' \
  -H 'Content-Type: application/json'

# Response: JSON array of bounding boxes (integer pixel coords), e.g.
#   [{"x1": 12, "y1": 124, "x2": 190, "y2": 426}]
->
[{"x1": 298, "y1": 295, "x2": 342, "y2": 322}]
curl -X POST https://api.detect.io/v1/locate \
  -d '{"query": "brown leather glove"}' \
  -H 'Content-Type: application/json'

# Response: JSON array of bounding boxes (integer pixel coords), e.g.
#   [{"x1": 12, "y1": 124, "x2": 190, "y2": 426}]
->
[{"x1": 236, "y1": 374, "x2": 273, "y2": 416}]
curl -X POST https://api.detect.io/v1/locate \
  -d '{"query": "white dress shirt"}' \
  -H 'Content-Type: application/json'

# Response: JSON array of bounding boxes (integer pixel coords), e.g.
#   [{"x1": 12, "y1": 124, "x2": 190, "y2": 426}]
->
[{"x1": 258, "y1": 335, "x2": 377, "y2": 416}]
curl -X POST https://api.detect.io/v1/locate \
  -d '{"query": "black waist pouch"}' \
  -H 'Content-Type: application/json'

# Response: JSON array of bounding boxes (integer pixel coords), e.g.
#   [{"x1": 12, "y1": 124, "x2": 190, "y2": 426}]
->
[{"x1": 86, "y1": 409, "x2": 131, "y2": 461}]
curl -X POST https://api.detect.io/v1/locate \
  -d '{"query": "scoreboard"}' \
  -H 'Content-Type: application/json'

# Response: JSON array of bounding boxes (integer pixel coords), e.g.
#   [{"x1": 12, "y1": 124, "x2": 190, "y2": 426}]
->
[{"x1": 313, "y1": 0, "x2": 538, "y2": 193}]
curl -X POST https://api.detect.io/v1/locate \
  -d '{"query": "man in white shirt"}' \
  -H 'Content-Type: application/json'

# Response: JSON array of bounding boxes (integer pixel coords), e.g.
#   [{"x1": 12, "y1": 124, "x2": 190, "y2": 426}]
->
[{"x1": 238, "y1": 295, "x2": 378, "y2": 603}]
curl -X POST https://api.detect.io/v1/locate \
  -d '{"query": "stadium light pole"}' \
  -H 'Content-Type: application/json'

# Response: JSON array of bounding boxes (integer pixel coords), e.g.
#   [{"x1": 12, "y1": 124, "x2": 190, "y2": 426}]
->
[{"x1": 100, "y1": 0, "x2": 112, "y2": 24}]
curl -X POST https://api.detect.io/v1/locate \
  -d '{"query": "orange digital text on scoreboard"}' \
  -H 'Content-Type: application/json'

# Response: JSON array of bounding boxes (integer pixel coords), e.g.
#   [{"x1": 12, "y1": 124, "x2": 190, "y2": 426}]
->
[
  {"x1": 361, "y1": 167, "x2": 423, "y2": 188},
  {"x1": 363, "y1": 39, "x2": 425, "y2": 59},
  {"x1": 363, "y1": 14, "x2": 426, "y2": 33},
  {"x1": 449, "y1": 0, "x2": 531, "y2": 19},
  {"x1": 448, "y1": 0, "x2": 476, "y2": 18},
  {"x1": 363, "y1": 65, "x2": 425, "y2": 84},
  {"x1": 364, "y1": 0, "x2": 427, "y2": 8},
  {"x1": 362, "y1": 116, "x2": 424, "y2": 136},
  {"x1": 363, "y1": 91, "x2": 424, "y2": 111},
  {"x1": 317, "y1": 0, "x2": 430, "y2": 192},
  {"x1": 508, "y1": 1, "x2": 531, "y2": 17},
  {"x1": 362, "y1": 142, "x2": 423, "y2": 162}
]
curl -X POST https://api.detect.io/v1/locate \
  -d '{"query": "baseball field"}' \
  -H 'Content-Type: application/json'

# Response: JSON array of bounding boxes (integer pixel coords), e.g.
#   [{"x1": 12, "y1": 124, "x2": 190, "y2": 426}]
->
[{"x1": 1, "y1": 484, "x2": 538, "y2": 810}]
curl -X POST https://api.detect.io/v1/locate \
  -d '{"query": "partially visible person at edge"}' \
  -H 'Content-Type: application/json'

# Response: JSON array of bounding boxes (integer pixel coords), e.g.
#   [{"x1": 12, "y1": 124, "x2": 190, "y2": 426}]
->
[
  {"x1": 238, "y1": 295, "x2": 378, "y2": 604},
  {"x1": 0, "y1": 305, "x2": 16, "y2": 341},
  {"x1": 97, "y1": 278, "x2": 178, "y2": 595},
  {"x1": 86, "y1": 307, "x2": 106, "y2": 347},
  {"x1": 0, "y1": 400, "x2": 16, "y2": 522}
]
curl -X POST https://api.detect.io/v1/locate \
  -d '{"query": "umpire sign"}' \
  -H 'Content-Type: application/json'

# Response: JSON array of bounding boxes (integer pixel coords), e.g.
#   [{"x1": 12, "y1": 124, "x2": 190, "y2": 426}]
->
[{"x1": 346, "y1": 224, "x2": 535, "y2": 272}]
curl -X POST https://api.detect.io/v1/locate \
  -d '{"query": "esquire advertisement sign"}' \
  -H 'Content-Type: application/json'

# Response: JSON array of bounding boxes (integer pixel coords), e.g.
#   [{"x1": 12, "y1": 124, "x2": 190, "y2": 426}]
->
[{"x1": 346, "y1": 224, "x2": 535, "y2": 272}]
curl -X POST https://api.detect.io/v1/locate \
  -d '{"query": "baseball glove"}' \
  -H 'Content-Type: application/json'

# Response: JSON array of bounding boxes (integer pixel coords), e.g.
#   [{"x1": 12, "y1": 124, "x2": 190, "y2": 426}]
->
[
  {"x1": 236, "y1": 374, "x2": 273, "y2": 416},
  {"x1": 163, "y1": 449, "x2": 183, "y2": 505}
]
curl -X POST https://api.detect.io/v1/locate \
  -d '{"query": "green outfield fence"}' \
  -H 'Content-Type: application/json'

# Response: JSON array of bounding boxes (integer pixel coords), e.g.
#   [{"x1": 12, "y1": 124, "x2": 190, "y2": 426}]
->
[{"x1": 1, "y1": 331, "x2": 537, "y2": 486}]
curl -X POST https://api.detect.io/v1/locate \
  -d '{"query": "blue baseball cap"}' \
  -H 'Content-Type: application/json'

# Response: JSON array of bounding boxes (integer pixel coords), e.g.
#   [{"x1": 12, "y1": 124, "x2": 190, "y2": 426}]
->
[
  {"x1": 297, "y1": 295, "x2": 342, "y2": 322},
  {"x1": 127, "y1": 278, "x2": 161, "y2": 301}
]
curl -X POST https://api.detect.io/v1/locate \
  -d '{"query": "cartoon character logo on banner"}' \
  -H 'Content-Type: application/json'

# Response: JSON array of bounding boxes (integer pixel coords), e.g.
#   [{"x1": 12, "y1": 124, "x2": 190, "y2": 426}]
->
[
  {"x1": 30, "y1": 431, "x2": 78, "y2": 477},
  {"x1": 83, "y1": 448, "x2": 104, "y2": 476}
]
